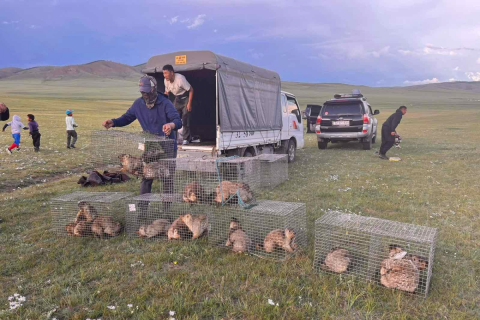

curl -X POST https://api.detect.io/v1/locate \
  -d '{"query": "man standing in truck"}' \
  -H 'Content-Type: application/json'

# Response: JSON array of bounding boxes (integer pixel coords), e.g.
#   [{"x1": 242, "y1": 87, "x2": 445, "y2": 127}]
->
[
  {"x1": 162, "y1": 64, "x2": 194, "y2": 145},
  {"x1": 379, "y1": 106, "x2": 407, "y2": 160}
]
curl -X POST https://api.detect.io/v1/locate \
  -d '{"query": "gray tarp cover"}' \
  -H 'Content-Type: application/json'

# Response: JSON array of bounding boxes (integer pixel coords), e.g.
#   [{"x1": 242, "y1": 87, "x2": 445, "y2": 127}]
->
[{"x1": 144, "y1": 51, "x2": 282, "y2": 132}]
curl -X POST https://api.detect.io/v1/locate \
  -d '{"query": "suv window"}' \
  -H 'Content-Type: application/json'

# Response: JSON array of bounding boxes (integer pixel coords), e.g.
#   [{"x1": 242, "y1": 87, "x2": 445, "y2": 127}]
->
[
  {"x1": 368, "y1": 105, "x2": 373, "y2": 114},
  {"x1": 322, "y1": 102, "x2": 362, "y2": 116},
  {"x1": 287, "y1": 96, "x2": 302, "y2": 123}
]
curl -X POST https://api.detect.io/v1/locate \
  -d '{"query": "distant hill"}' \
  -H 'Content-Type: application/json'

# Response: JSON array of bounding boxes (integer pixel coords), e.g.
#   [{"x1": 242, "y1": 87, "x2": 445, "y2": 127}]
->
[
  {"x1": 1, "y1": 60, "x2": 142, "y2": 81},
  {"x1": 0, "y1": 67, "x2": 23, "y2": 79},
  {"x1": 134, "y1": 63, "x2": 146, "y2": 74},
  {"x1": 402, "y1": 81, "x2": 480, "y2": 93}
]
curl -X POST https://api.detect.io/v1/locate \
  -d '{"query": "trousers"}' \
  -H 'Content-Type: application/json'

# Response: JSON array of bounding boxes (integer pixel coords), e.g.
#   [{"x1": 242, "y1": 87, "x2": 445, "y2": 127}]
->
[
  {"x1": 380, "y1": 125, "x2": 395, "y2": 155},
  {"x1": 67, "y1": 130, "x2": 77, "y2": 147}
]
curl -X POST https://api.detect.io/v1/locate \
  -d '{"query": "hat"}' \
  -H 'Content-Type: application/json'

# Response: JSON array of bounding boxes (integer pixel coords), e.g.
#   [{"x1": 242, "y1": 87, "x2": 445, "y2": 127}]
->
[
  {"x1": 66, "y1": 109, "x2": 73, "y2": 115},
  {"x1": 139, "y1": 76, "x2": 153, "y2": 93}
]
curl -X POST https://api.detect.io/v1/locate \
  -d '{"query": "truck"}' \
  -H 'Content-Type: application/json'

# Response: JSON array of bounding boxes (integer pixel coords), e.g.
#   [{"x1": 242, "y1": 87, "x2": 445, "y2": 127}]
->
[{"x1": 143, "y1": 51, "x2": 304, "y2": 162}]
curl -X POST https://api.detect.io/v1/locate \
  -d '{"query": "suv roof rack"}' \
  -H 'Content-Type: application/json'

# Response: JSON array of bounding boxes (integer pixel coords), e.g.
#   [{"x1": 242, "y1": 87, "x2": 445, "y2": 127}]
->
[{"x1": 333, "y1": 93, "x2": 364, "y2": 99}]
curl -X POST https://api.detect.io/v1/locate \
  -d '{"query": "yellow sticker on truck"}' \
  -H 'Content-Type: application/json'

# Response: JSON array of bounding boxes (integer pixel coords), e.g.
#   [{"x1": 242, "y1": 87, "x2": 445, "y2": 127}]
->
[{"x1": 175, "y1": 55, "x2": 187, "y2": 65}]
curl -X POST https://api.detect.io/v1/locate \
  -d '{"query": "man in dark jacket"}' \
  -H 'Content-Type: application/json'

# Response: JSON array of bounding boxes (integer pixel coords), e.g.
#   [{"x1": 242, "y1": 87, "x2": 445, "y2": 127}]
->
[
  {"x1": 102, "y1": 76, "x2": 182, "y2": 194},
  {"x1": 379, "y1": 106, "x2": 407, "y2": 160}
]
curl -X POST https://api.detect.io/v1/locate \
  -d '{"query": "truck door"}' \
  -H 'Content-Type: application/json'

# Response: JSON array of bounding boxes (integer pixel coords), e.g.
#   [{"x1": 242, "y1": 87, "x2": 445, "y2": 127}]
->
[
  {"x1": 281, "y1": 93, "x2": 289, "y2": 138},
  {"x1": 286, "y1": 96, "x2": 305, "y2": 148}
]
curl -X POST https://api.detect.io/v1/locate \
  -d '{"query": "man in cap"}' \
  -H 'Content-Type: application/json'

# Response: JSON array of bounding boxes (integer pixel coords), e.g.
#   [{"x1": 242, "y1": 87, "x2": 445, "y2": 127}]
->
[
  {"x1": 379, "y1": 106, "x2": 407, "y2": 160},
  {"x1": 102, "y1": 75, "x2": 182, "y2": 195},
  {"x1": 162, "y1": 64, "x2": 194, "y2": 145}
]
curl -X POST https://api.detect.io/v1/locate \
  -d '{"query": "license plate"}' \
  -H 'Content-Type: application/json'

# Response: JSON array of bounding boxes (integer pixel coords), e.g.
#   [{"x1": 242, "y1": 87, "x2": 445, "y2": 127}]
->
[{"x1": 333, "y1": 121, "x2": 349, "y2": 126}]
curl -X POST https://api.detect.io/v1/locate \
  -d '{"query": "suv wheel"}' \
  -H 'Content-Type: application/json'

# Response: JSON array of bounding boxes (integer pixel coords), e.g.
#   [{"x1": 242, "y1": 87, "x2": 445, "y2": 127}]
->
[
  {"x1": 318, "y1": 141, "x2": 328, "y2": 149},
  {"x1": 287, "y1": 139, "x2": 296, "y2": 162},
  {"x1": 362, "y1": 138, "x2": 372, "y2": 150}
]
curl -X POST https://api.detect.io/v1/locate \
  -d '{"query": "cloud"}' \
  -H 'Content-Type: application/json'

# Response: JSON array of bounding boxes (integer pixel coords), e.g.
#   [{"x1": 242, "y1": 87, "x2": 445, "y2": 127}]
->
[
  {"x1": 213, "y1": 29, "x2": 217, "y2": 33},
  {"x1": 465, "y1": 72, "x2": 480, "y2": 81},
  {"x1": 29, "y1": 25, "x2": 39, "y2": 29},
  {"x1": 477, "y1": 57, "x2": 480, "y2": 64},
  {"x1": 454, "y1": 66, "x2": 459, "y2": 71},
  {"x1": 169, "y1": 16, "x2": 179, "y2": 24},
  {"x1": 403, "y1": 78, "x2": 440, "y2": 86},
  {"x1": 449, "y1": 78, "x2": 456, "y2": 82},
  {"x1": 187, "y1": 14, "x2": 206, "y2": 29},
  {"x1": 2, "y1": 20, "x2": 19, "y2": 25},
  {"x1": 371, "y1": 46, "x2": 390, "y2": 58},
  {"x1": 248, "y1": 49, "x2": 264, "y2": 59}
]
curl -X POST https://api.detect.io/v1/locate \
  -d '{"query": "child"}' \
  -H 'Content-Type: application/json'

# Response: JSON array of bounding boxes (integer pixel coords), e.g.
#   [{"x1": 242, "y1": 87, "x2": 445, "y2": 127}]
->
[
  {"x1": 65, "y1": 109, "x2": 78, "y2": 149},
  {"x1": 27, "y1": 114, "x2": 41, "y2": 152},
  {"x1": 2, "y1": 115, "x2": 28, "y2": 155}
]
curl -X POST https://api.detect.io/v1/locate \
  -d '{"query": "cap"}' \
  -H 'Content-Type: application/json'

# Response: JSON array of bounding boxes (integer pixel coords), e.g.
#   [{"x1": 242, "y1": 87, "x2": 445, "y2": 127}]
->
[
  {"x1": 66, "y1": 109, "x2": 73, "y2": 115},
  {"x1": 139, "y1": 76, "x2": 153, "y2": 93}
]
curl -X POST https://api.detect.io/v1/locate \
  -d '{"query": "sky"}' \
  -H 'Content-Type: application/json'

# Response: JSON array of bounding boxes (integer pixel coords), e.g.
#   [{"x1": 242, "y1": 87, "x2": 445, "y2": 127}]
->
[{"x1": 1, "y1": 0, "x2": 480, "y2": 86}]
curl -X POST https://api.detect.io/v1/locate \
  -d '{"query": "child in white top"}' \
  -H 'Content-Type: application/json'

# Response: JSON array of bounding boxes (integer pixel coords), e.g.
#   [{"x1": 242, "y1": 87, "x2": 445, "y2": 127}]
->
[
  {"x1": 2, "y1": 115, "x2": 28, "y2": 155},
  {"x1": 65, "y1": 109, "x2": 78, "y2": 149}
]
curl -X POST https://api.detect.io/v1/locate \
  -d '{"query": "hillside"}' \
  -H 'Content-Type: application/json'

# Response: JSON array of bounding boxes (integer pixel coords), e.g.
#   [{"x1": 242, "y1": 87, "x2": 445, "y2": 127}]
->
[
  {"x1": 0, "y1": 67, "x2": 23, "y2": 79},
  {"x1": 1, "y1": 60, "x2": 142, "y2": 81}
]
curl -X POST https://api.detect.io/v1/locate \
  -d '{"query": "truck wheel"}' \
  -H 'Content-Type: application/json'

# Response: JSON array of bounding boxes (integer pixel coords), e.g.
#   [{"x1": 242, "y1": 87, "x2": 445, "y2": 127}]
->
[
  {"x1": 318, "y1": 141, "x2": 328, "y2": 149},
  {"x1": 287, "y1": 139, "x2": 296, "y2": 163},
  {"x1": 363, "y1": 138, "x2": 372, "y2": 150}
]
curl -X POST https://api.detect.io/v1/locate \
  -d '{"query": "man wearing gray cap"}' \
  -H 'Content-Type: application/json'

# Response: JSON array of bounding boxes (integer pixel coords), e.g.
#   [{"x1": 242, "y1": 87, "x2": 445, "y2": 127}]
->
[{"x1": 102, "y1": 75, "x2": 182, "y2": 194}]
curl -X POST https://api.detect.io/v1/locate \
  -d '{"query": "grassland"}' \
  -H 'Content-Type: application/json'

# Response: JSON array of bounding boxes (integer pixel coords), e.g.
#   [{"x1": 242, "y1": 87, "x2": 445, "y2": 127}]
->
[{"x1": 0, "y1": 78, "x2": 479, "y2": 319}]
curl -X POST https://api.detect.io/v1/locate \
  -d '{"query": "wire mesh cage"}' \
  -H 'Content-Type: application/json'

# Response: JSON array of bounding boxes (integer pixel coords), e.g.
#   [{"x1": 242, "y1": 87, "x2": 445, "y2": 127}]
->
[
  {"x1": 90, "y1": 130, "x2": 176, "y2": 178},
  {"x1": 51, "y1": 191, "x2": 133, "y2": 238},
  {"x1": 208, "y1": 200, "x2": 307, "y2": 261},
  {"x1": 125, "y1": 193, "x2": 211, "y2": 241},
  {"x1": 155, "y1": 157, "x2": 261, "y2": 207},
  {"x1": 254, "y1": 154, "x2": 288, "y2": 189},
  {"x1": 314, "y1": 211, "x2": 437, "y2": 297}
]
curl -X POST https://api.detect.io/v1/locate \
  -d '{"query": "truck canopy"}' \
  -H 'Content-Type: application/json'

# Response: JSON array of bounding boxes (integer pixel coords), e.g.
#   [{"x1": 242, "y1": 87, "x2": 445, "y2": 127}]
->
[{"x1": 144, "y1": 50, "x2": 282, "y2": 133}]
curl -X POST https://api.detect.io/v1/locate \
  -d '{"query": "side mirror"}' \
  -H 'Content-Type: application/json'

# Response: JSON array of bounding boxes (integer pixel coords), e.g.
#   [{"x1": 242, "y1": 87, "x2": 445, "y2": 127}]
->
[{"x1": 374, "y1": 110, "x2": 380, "y2": 115}]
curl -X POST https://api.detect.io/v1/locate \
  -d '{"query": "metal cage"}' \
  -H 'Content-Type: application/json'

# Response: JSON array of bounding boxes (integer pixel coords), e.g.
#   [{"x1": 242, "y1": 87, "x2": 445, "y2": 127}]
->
[
  {"x1": 208, "y1": 200, "x2": 307, "y2": 261},
  {"x1": 155, "y1": 157, "x2": 261, "y2": 207},
  {"x1": 254, "y1": 154, "x2": 288, "y2": 189},
  {"x1": 126, "y1": 193, "x2": 211, "y2": 241},
  {"x1": 51, "y1": 191, "x2": 133, "y2": 238},
  {"x1": 314, "y1": 211, "x2": 437, "y2": 297},
  {"x1": 90, "y1": 130, "x2": 176, "y2": 178}
]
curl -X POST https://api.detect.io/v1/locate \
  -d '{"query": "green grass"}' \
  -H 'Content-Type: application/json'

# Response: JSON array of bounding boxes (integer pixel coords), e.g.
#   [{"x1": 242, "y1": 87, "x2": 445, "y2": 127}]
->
[{"x1": 0, "y1": 79, "x2": 479, "y2": 319}]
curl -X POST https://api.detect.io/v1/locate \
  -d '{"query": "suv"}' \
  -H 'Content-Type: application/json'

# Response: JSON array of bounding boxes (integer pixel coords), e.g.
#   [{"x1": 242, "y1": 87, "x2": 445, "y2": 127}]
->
[
  {"x1": 303, "y1": 104, "x2": 322, "y2": 133},
  {"x1": 315, "y1": 91, "x2": 379, "y2": 150}
]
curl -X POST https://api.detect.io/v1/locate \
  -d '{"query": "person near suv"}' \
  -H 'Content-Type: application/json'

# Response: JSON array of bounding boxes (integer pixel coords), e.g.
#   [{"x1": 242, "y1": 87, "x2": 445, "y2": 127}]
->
[{"x1": 379, "y1": 106, "x2": 407, "y2": 160}]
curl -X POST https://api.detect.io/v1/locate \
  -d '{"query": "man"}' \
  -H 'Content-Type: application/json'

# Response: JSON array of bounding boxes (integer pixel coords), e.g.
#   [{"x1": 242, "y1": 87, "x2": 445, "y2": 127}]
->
[
  {"x1": 0, "y1": 102, "x2": 9, "y2": 121},
  {"x1": 102, "y1": 75, "x2": 182, "y2": 195},
  {"x1": 379, "y1": 106, "x2": 407, "y2": 160},
  {"x1": 163, "y1": 64, "x2": 194, "y2": 145}
]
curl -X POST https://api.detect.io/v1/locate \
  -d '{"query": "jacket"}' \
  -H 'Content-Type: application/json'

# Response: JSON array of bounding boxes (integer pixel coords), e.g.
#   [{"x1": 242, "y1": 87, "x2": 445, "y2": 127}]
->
[
  {"x1": 3, "y1": 115, "x2": 27, "y2": 134},
  {"x1": 382, "y1": 109, "x2": 403, "y2": 132},
  {"x1": 112, "y1": 93, "x2": 182, "y2": 147}
]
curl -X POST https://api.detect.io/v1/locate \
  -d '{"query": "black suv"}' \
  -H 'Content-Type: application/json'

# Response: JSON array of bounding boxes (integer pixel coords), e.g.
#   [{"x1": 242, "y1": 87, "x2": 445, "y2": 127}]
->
[{"x1": 315, "y1": 91, "x2": 379, "y2": 150}]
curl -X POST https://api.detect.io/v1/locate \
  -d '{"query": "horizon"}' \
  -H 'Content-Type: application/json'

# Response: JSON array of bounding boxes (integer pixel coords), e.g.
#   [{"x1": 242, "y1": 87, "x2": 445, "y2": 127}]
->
[{"x1": 1, "y1": 0, "x2": 479, "y2": 87}]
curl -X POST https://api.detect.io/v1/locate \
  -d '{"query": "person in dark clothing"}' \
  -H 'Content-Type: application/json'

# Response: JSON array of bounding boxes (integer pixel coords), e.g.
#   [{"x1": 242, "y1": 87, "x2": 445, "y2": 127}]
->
[
  {"x1": 27, "y1": 114, "x2": 41, "y2": 152},
  {"x1": 102, "y1": 75, "x2": 182, "y2": 196},
  {"x1": 0, "y1": 103, "x2": 9, "y2": 121},
  {"x1": 379, "y1": 106, "x2": 407, "y2": 160}
]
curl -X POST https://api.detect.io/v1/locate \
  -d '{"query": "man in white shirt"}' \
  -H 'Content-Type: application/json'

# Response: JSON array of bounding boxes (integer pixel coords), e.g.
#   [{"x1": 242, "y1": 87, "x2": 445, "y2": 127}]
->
[
  {"x1": 163, "y1": 64, "x2": 194, "y2": 145},
  {"x1": 65, "y1": 109, "x2": 78, "y2": 149}
]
